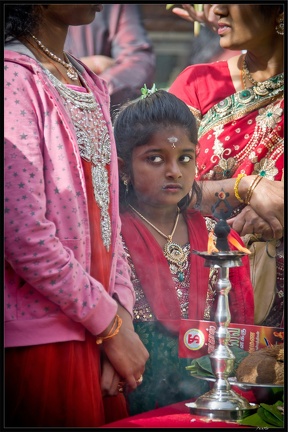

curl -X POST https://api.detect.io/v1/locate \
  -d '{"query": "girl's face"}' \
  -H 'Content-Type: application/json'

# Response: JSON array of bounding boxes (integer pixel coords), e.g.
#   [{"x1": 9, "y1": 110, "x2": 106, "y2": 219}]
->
[
  {"x1": 212, "y1": 4, "x2": 277, "y2": 51},
  {"x1": 130, "y1": 126, "x2": 196, "y2": 210},
  {"x1": 41, "y1": 4, "x2": 103, "y2": 27}
]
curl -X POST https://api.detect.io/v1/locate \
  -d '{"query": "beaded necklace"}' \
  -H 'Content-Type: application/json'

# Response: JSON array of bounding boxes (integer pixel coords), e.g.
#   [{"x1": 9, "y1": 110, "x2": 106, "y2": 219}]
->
[
  {"x1": 25, "y1": 37, "x2": 81, "y2": 86},
  {"x1": 31, "y1": 34, "x2": 78, "y2": 81}
]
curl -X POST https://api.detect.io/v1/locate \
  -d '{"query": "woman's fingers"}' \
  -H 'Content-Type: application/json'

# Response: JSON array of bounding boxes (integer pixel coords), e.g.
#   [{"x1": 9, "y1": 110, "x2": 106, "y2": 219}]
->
[{"x1": 226, "y1": 206, "x2": 277, "y2": 239}]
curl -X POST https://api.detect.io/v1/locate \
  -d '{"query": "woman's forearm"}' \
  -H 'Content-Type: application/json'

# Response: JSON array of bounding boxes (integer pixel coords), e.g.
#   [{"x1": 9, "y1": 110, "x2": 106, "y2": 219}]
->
[{"x1": 197, "y1": 178, "x2": 243, "y2": 216}]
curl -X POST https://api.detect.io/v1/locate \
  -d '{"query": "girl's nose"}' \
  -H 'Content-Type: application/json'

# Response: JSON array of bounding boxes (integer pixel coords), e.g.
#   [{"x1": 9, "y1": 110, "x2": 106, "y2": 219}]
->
[{"x1": 166, "y1": 162, "x2": 182, "y2": 179}]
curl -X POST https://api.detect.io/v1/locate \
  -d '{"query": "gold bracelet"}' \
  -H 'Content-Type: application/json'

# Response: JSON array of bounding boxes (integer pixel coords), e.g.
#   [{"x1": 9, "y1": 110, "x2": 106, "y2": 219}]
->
[
  {"x1": 245, "y1": 175, "x2": 263, "y2": 205},
  {"x1": 234, "y1": 173, "x2": 246, "y2": 203},
  {"x1": 96, "y1": 314, "x2": 123, "y2": 345}
]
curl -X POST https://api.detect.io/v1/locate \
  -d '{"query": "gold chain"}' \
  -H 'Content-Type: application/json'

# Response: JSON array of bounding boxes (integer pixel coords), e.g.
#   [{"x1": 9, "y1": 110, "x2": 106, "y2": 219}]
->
[
  {"x1": 129, "y1": 205, "x2": 189, "y2": 281},
  {"x1": 129, "y1": 204, "x2": 180, "y2": 241},
  {"x1": 242, "y1": 56, "x2": 284, "y2": 96},
  {"x1": 242, "y1": 58, "x2": 259, "y2": 87}
]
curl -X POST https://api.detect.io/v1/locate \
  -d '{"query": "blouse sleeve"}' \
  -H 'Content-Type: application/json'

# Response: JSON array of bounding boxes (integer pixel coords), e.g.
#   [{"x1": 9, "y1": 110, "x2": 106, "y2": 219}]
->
[
  {"x1": 169, "y1": 65, "x2": 202, "y2": 110},
  {"x1": 169, "y1": 61, "x2": 236, "y2": 120}
]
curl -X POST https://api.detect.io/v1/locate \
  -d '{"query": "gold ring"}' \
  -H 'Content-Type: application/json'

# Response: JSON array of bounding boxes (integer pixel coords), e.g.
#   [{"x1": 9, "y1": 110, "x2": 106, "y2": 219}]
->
[
  {"x1": 136, "y1": 375, "x2": 143, "y2": 385},
  {"x1": 117, "y1": 381, "x2": 125, "y2": 393}
]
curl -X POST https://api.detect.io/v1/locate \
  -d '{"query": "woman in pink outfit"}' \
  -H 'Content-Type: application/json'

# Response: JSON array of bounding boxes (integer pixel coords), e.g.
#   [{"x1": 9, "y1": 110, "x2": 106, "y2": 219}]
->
[{"x1": 4, "y1": 4, "x2": 148, "y2": 428}]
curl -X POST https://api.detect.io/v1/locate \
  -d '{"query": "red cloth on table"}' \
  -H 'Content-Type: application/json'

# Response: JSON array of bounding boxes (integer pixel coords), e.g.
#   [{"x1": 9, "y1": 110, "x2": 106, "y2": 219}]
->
[{"x1": 101, "y1": 397, "x2": 255, "y2": 428}]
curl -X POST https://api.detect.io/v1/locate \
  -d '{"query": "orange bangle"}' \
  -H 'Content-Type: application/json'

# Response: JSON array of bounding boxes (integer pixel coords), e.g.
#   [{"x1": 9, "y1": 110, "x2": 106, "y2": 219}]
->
[{"x1": 96, "y1": 314, "x2": 123, "y2": 345}]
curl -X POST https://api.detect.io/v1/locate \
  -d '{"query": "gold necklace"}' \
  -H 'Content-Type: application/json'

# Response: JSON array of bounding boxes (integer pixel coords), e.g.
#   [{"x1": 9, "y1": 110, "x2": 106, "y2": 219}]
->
[
  {"x1": 31, "y1": 34, "x2": 78, "y2": 81},
  {"x1": 129, "y1": 204, "x2": 189, "y2": 281},
  {"x1": 242, "y1": 57, "x2": 284, "y2": 96}
]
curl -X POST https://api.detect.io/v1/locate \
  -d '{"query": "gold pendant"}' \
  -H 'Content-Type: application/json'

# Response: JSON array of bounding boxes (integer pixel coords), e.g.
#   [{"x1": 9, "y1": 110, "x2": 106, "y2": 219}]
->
[
  {"x1": 254, "y1": 84, "x2": 269, "y2": 96},
  {"x1": 163, "y1": 241, "x2": 188, "y2": 269},
  {"x1": 67, "y1": 66, "x2": 78, "y2": 81}
]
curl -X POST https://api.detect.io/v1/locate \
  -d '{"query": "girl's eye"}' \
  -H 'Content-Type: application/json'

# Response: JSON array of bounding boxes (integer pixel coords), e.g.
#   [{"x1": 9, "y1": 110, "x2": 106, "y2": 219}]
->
[
  {"x1": 180, "y1": 155, "x2": 193, "y2": 163},
  {"x1": 147, "y1": 155, "x2": 163, "y2": 163}
]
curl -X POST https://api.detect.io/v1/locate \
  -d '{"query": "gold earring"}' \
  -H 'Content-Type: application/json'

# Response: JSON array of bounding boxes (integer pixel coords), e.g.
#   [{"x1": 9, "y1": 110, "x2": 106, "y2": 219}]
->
[{"x1": 276, "y1": 16, "x2": 284, "y2": 36}]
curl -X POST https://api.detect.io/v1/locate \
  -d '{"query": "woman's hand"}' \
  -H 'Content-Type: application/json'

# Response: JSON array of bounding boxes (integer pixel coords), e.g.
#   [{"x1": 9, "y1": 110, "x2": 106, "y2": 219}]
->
[
  {"x1": 226, "y1": 205, "x2": 281, "y2": 241},
  {"x1": 101, "y1": 354, "x2": 123, "y2": 396},
  {"x1": 101, "y1": 305, "x2": 149, "y2": 390},
  {"x1": 172, "y1": 4, "x2": 218, "y2": 33},
  {"x1": 239, "y1": 177, "x2": 284, "y2": 239}
]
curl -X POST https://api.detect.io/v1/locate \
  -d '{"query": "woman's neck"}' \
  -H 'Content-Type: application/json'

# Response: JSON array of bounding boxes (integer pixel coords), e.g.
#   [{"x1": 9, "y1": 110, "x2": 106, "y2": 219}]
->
[
  {"x1": 244, "y1": 50, "x2": 283, "y2": 79},
  {"x1": 228, "y1": 46, "x2": 283, "y2": 92},
  {"x1": 30, "y1": 28, "x2": 67, "y2": 61},
  {"x1": 21, "y1": 30, "x2": 82, "y2": 86}
]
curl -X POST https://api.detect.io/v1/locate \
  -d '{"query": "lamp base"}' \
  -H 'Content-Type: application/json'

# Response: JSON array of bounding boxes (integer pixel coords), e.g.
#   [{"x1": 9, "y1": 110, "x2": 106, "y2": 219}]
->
[{"x1": 186, "y1": 388, "x2": 258, "y2": 421}]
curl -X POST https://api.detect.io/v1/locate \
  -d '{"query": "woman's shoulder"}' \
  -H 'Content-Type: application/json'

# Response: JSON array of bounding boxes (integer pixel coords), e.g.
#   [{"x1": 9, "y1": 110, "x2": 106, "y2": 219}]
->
[
  {"x1": 172, "y1": 60, "x2": 230, "y2": 82},
  {"x1": 5, "y1": 46, "x2": 40, "y2": 74},
  {"x1": 169, "y1": 60, "x2": 233, "y2": 109}
]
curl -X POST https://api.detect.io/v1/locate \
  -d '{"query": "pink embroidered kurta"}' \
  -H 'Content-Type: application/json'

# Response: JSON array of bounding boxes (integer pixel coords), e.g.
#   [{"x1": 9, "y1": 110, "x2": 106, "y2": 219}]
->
[{"x1": 4, "y1": 48, "x2": 135, "y2": 348}]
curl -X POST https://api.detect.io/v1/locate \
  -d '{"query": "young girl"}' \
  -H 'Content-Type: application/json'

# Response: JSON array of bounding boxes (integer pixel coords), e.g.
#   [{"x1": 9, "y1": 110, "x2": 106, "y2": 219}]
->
[{"x1": 113, "y1": 89, "x2": 255, "y2": 415}]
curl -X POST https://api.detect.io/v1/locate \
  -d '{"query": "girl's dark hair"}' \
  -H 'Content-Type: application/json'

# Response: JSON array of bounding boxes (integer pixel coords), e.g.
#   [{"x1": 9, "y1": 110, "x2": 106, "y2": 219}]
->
[
  {"x1": 5, "y1": 5, "x2": 41, "y2": 41},
  {"x1": 113, "y1": 89, "x2": 202, "y2": 212}
]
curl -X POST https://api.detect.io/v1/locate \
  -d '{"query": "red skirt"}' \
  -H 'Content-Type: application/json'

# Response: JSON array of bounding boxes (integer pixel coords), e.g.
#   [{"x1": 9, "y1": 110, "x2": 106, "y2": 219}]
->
[{"x1": 5, "y1": 332, "x2": 128, "y2": 427}]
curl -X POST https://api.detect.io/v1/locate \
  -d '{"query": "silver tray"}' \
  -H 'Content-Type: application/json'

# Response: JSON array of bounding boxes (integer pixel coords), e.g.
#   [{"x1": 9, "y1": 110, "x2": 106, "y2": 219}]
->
[{"x1": 191, "y1": 374, "x2": 284, "y2": 390}]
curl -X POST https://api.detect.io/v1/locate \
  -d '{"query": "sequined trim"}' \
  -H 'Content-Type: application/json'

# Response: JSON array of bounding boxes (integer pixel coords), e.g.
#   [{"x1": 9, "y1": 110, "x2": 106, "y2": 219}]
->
[
  {"x1": 201, "y1": 99, "x2": 283, "y2": 181},
  {"x1": 45, "y1": 69, "x2": 111, "y2": 250},
  {"x1": 199, "y1": 79, "x2": 283, "y2": 138},
  {"x1": 127, "y1": 242, "x2": 191, "y2": 321}
]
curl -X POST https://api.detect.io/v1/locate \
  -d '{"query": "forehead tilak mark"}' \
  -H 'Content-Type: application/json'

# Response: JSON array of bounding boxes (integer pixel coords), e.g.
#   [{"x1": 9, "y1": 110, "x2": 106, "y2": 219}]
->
[{"x1": 167, "y1": 136, "x2": 178, "y2": 149}]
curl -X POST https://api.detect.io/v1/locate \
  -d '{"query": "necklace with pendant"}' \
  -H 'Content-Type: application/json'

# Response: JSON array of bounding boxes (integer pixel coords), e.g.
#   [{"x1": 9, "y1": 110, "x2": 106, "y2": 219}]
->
[
  {"x1": 242, "y1": 57, "x2": 284, "y2": 96},
  {"x1": 31, "y1": 34, "x2": 79, "y2": 81},
  {"x1": 129, "y1": 205, "x2": 189, "y2": 282}
]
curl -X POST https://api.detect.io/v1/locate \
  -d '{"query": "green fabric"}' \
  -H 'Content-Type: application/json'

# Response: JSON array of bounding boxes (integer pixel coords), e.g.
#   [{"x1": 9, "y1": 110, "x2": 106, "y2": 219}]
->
[{"x1": 127, "y1": 321, "x2": 209, "y2": 415}]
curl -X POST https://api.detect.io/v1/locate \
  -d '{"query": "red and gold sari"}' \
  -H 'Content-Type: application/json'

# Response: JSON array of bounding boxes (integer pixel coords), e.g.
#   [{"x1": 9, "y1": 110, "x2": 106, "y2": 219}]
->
[
  {"x1": 169, "y1": 61, "x2": 284, "y2": 181},
  {"x1": 169, "y1": 61, "x2": 284, "y2": 327}
]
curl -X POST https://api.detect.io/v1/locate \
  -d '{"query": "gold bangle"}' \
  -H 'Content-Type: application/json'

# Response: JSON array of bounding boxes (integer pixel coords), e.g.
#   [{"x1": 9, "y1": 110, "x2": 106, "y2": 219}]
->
[
  {"x1": 234, "y1": 173, "x2": 246, "y2": 203},
  {"x1": 245, "y1": 175, "x2": 263, "y2": 205},
  {"x1": 96, "y1": 314, "x2": 123, "y2": 345}
]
